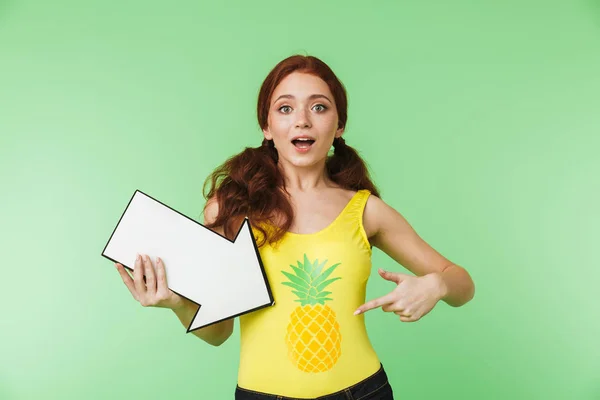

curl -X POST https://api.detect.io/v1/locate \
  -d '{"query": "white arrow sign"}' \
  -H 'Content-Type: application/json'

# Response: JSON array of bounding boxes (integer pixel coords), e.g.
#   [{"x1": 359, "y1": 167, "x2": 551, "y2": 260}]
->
[{"x1": 101, "y1": 190, "x2": 274, "y2": 332}]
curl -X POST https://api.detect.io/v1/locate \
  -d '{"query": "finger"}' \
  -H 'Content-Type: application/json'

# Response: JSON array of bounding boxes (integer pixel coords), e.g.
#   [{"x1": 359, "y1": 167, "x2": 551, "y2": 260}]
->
[
  {"x1": 133, "y1": 254, "x2": 146, "y2": 295},
  {"x1": 395, "y1": 309, "x2": 416, "y2": 321},
  {"x1": 382, "y1": 302, "x2": 406, "y2": 313},
  {"x1": 119, "y1": 263, "x2": 135, "y2": 278},
  {"x1": 155, "y1": 257, "x2": 168, "y2": 293},
  {"x1": 143, "y1": 254, "x2": 157, "y2": 295},
  {"x1": 354, "y1": 292, "x2": 396, "y2": 315},
  {"x1": 115, "y1": 263, "x2": 139, "y2": 301},
  {"x1": 124, "y1": 266, "x2": 134, "y2": 280},
  {"x1": 378, "y1": 268, "x2": 409, "y2": 284},
  {"x1": 394, "y1": 310, "x2": 412, "y2": 317},
  {"x1": 399, "y1": 314, "x2": 417, "y2": 322}
]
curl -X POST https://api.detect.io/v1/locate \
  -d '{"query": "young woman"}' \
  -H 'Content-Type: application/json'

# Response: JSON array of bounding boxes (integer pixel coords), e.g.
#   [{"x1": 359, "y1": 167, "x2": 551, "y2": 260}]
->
[{"x1": 115, "y1": 54, "x2": 475, "y2": 400}]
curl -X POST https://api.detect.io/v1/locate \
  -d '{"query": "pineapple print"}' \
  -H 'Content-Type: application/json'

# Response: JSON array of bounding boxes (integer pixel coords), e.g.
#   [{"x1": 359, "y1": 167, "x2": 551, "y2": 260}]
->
[{"x1": 281, "y1": 253, "x2": 342, "y2": 373}]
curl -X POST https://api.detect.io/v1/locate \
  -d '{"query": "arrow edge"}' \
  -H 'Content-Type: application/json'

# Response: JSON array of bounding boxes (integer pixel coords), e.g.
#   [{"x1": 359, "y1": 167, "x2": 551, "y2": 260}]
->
[
  {"x1": 100, "y1": 189, "x2": 276, "y2": 334},
  {"x1": 186, "y1": 217, "x2": 276, "y2": 333}
]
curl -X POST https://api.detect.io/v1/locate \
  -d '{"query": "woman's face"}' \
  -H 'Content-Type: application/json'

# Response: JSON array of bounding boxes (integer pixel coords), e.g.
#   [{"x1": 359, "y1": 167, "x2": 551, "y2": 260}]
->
[{"x1": 263, "y1": 72, "x2": 344, "y2": 168}]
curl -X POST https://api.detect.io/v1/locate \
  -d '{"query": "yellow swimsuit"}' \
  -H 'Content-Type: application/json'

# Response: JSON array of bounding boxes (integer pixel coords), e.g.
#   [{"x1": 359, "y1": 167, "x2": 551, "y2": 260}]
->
[{"x1": 238, "y1": 189, "x2": 381, "y2": 398}]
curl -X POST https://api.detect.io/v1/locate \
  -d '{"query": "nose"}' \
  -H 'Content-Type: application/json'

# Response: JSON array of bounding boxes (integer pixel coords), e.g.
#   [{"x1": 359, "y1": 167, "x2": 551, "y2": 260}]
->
[{"x1": 294, "y1": 108, "x2": 311, "y2": 128}]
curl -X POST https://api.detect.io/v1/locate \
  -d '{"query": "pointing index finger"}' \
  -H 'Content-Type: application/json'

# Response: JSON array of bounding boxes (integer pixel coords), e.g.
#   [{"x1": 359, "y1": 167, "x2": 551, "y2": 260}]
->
[{"x1": 354, "y1": 293, "x2": 395, "y2": 315}]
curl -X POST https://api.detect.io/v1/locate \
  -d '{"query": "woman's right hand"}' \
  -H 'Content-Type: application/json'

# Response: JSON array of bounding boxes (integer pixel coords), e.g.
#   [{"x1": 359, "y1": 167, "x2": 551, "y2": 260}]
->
[{"x1": 115, "y1": 253, "x2": 187, "y2": 311}]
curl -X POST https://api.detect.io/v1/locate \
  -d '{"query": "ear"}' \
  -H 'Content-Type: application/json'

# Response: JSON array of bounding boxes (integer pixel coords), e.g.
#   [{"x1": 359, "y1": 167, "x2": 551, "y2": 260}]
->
[
  {"x1": 335, "y1": 124, "x2": 345, "y2": 138},
  {"x1": 262, "y1": 127, "x2": 273, "y2": 141}
]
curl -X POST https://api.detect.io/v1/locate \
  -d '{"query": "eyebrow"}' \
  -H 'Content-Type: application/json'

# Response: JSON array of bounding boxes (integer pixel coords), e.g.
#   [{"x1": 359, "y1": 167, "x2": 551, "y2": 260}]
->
[{"x1": 273, "y1": 94, "x2": 332, "y2": 103}]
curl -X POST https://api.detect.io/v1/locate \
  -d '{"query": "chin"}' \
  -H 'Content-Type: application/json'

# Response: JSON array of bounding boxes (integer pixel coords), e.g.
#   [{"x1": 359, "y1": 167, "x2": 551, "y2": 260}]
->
[{"x1": 282, "y1": 154, "x2": 326, "y2": 168}]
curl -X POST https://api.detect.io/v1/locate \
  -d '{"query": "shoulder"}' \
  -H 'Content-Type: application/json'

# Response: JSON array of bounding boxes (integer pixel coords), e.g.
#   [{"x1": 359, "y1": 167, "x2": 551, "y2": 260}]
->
[
  {"x1": 362, "y1": 192, "x2": 386, "y2": 239},
  {"x1": 203, "y1": 196, "x2": 219, "y2": 223},
  {"x1": 362, "y1": 192, "x2": 411, "y2": 243},
  {"x1": 202, "y1": 196, "x2": 226, "y2": 236}
]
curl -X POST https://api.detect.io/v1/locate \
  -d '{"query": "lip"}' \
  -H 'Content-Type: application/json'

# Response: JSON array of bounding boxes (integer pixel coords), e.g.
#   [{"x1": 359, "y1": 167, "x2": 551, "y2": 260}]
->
[
  {"x1": 293, "y1": 144, "x2": 312, "y2": 153},
  {"x1": 291, "y1": 135, "x2": 316, "y2": 142},
  {"x1": 291, "y1": 136, "x2": 316, "y2": 153}
]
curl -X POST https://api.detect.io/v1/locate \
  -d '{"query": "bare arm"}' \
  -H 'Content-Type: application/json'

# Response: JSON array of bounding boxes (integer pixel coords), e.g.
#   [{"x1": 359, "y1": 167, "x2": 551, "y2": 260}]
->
[
  {"x1": 366, "y1": 195, "x2": 475, "y2": 307},
  {"x1": 172, "y1": 298, "x2": 234, "y2": 346}
]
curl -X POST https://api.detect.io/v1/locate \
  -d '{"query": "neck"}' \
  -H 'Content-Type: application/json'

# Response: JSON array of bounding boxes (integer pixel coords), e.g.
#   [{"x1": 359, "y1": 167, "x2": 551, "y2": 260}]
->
[{"x1": 277, "y1": 159, "x2": 335, "y2": 192}]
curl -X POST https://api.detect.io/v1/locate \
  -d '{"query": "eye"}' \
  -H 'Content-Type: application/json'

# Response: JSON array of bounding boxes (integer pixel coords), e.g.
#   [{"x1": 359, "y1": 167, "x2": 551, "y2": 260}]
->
[{"x1": 277, "y1": 104, "x2": 328, "y2": 113}]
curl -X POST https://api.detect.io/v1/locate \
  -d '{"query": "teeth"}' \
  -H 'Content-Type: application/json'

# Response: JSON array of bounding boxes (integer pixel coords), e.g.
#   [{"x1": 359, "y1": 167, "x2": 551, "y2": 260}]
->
[{"x1": 296, "y1": 138, "x2": 312, "y2": 141}]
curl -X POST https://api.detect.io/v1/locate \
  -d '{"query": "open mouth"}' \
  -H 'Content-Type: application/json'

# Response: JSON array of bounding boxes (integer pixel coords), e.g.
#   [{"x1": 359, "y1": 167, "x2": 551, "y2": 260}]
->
[{"x1": 292, "y1": 138, "x2": 315, "y2": 149}]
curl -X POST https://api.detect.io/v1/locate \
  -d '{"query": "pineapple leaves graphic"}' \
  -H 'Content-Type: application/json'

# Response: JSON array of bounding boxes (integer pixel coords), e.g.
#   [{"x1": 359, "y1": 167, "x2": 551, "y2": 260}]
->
[{"x1": 281, "y1": 253, "x2": 342, "y2": 373}]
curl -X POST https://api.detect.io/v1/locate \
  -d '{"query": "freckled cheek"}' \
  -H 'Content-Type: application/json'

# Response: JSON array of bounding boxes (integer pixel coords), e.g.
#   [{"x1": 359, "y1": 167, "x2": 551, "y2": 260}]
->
[
  {"x1": 266, "y1": 123, "x2": 287, "y2": 141},
  {"x1": 270, "y1": 118, "x2": 293, "y2": 132}
]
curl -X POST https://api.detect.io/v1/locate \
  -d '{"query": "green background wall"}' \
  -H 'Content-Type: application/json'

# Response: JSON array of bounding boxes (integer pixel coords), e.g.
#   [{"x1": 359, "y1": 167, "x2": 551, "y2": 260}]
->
[{"x1": 1, "y1": 1, "x2": 598, "y2": 399}]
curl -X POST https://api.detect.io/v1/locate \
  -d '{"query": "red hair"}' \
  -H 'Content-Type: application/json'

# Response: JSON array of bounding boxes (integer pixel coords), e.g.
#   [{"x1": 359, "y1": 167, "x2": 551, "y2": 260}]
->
[{"x1": 202, "y1": 54, "x2": 380, "y2": 247}]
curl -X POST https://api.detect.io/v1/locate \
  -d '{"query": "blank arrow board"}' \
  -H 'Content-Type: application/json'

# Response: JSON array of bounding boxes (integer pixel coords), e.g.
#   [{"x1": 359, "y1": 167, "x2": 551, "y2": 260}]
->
[{"x1": 102, "y1": 190, "x2": 274, "y2": 332}]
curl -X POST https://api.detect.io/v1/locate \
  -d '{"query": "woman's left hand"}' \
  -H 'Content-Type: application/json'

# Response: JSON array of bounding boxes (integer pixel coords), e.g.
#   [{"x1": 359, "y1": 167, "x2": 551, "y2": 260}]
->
[{"x1": 354, "y1": 268, "x2": 447, "y2": 322}]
